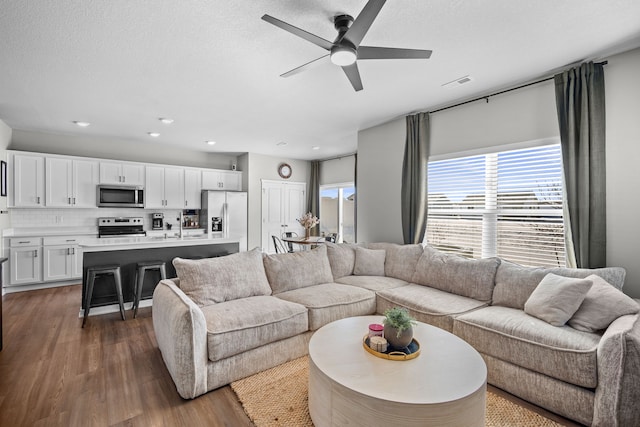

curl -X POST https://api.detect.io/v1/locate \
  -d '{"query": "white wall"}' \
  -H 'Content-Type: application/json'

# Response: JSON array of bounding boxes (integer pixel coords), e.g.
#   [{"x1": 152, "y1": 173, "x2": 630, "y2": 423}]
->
[
  {"x1": 10, "y1": 129, "x2": 238, "y2": 169},
  {"x1": 243, "y1": 153, "x2": 310, "y2": 250},
  {"x1": 357, "y1": 47, "x2": 640, "y2": 297},
  {"x1": 0, "y1": 120, "x2": 12, "y2": 258},
  {"x1": 319, "y1": 155, "x2": 356, "y2": 186},
  {"x1": 357, "y1": 118, "x2": 406, "y2": 244},
  {"x1": 605, "y1": 47, "x2": 640, "y2": 297}
]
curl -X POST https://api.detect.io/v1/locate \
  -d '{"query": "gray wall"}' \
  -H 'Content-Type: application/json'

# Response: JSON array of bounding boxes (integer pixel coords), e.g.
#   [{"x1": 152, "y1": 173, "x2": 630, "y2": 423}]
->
[
  {"x1": 10, "y1": 129, "x2": 238, "y2": 169},
  {"x1": 319, "y1": 155, "x2": 356, "y2": 186},
  {"x1": 357, "y1": 47, "x2": 640, "y2": 297}
]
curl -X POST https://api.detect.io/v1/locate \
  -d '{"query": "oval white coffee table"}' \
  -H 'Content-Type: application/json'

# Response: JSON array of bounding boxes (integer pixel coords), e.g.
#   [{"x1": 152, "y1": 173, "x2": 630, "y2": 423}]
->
[{"x1": 308, "y1": 315, "x2": 487, "y2": 427}]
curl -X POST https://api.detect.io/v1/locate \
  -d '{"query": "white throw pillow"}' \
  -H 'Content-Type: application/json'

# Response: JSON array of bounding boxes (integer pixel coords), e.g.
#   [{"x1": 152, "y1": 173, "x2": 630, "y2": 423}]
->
[
  {"x1": 524, "y1": 273, "x2": 593, "y2": 326},
  {"x1": 353, "y1": 247, "x2": 386, "y2": 276},
  {"x1": 568, "y1": 274, "x2": 640, "y2": 332}
]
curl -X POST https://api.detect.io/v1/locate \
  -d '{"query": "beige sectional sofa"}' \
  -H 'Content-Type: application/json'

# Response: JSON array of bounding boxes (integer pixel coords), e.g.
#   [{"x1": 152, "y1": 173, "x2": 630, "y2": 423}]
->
[{"x1": 152, "y1": 243, "x2": 640, "y2": 426}]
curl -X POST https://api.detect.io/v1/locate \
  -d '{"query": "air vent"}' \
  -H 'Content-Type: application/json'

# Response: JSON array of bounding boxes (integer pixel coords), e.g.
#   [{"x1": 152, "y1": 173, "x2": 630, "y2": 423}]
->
[{"x1": 442, "y1": 75, "x2": 473, "y2": 88}]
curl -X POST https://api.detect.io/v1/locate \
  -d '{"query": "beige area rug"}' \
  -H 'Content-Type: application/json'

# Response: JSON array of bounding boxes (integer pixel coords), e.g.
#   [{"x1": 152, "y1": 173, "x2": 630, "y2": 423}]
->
[{"x1": 231, "y1": 356, "x2": 563, "y2": 427}]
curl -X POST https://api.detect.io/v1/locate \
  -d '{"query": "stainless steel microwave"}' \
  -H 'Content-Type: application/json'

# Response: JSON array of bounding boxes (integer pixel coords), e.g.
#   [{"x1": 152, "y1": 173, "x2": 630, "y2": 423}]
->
[{"x1": 97, "y1": 185, "x2": 144, "y2": 208}]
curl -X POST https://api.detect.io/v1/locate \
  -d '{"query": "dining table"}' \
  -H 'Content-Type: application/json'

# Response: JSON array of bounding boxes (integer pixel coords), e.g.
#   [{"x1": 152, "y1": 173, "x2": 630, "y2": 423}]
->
[{"x1": 281, "y1": 236, "x2": 326, "y2": 250}]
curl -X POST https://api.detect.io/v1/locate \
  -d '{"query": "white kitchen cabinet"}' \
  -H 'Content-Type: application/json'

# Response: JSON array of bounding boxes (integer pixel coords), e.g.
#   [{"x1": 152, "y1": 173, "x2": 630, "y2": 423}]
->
[
  {"x1": 145, "y1": 166, "x2": 185, "y2": 209},
  {"x1": 99, "y1": 161, "x2": 145, "y2": 185},
  {"x1": 42, "y1": 236, "x2": 83, "y2": 281},
  {"x1": 45, "y1": 158, "x2": 99, "y2": 207},
  {"x1": 184, "y1": 168, "x2": 202, "y2": 209},
  {"x1": 12, "y1": 153, "x2": 45, "y2": 207},
  {"x1": 9, "y1": 238, "x2": 42, "y2": 285},
  {"x1": 202, "y1": 170, "x2": 242, "y2": 191}
]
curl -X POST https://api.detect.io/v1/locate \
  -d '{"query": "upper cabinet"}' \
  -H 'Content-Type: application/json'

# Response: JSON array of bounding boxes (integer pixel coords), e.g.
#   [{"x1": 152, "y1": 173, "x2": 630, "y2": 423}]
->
[
  {"x1": 184, "y1": 168, "x2": 202, "y2": 209},
  {"x1": 11, "y1": 153, "x2": 45, "y2": 207},
  {"x1": 145, "y1": 166, "x2": 185, "y2": 209},
  {"x1": 45, "y1": 158, "x2": 99, "y2": 207},
  {"x1": 99, "y1": 161, "x2": 145, "y2": 185},
  {"x1": 202, "y1": 170, "x2": 242, "y2": 191}
]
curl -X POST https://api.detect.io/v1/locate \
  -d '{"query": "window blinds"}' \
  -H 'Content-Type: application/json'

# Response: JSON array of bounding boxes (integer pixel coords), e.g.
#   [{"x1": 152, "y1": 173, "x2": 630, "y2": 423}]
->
[{"x1": 426, "y1": 144, "x2": 565, "y2": 267}]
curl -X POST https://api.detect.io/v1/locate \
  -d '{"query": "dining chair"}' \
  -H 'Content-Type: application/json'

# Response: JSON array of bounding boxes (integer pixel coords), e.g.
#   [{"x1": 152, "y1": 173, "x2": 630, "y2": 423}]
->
[{"x1": 272, "y1": 235, "x2": 290, "y2": 254}]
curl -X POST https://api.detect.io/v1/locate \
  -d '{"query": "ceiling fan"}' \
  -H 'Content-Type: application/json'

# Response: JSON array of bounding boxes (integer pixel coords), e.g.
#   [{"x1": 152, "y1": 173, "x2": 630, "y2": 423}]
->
[{"x1": 262, "y1": 0, "x2": 432, "y2": 91}]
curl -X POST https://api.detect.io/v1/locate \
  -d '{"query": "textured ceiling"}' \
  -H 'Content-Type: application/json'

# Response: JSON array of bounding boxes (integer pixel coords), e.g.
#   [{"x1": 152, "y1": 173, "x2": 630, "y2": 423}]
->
[{"x1": 1, "y1": 0, "x2": 639, "y2": 160}]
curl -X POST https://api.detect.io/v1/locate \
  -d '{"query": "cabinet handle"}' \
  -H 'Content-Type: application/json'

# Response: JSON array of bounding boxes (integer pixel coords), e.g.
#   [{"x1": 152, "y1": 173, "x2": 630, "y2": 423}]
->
[
  {"x1": 72, "y1": 197, "x2": 76, "y2": 205},
  {"x1": 185, "y1": 200, "x2": 188, "y2": 206},
  {"x1": 66, "y1": 239, "x2": 76, "y2": 242},
  {"x1": 18, "y1": 241, "x2": 30, "y2": 244},
  {"x1": 33, "y1": 250, "x2": 38, "y2": 258},
  {"x1": 68, "y1": 197, "x2": 72, "y2": 204},
  {"x1": 122, "y1": 176, "x2": 126, "y2": 183},
  {"x1": 71, "y1": 247, "x2": 75, "y2": 255},
  {"x1": 37, "y1": 196, "x2": 41, "y2": 204}
]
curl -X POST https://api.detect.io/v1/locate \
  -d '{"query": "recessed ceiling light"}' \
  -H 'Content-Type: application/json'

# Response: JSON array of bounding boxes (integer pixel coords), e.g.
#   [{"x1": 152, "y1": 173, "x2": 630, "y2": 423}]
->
[
  {"x1": 312, "y1": 146, "x2": 320, "y2": 150},
  {"x1": 73, "y1": 121, "x2": 90, "y2": 127},
  {"x1": 442, "y1": 75, "x2": 473, "y2": 88},
  {"x1": 148, "y1": 132, "x2": 160, "y2": 137},
  {"x1": 276, "y1": 141, "x2": 287, "y2": 146},
  {"x1": 206, "y1": 140, "x2": 216, "y2": 145},
  {"x1": 159, "y1": 118, "x2": 174, "y2": 124}
]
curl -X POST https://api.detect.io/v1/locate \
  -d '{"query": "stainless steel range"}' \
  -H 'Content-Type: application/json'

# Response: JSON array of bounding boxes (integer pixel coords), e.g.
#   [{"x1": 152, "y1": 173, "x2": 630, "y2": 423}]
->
[{"x1": 98, "y1": 217, "x2": 146, "y2": 238}]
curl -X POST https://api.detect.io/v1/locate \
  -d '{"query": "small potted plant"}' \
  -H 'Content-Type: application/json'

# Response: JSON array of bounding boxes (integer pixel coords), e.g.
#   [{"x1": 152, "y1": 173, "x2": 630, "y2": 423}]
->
[{"x1": 383, "y1": 307, "x2": 417, "y2": 349}]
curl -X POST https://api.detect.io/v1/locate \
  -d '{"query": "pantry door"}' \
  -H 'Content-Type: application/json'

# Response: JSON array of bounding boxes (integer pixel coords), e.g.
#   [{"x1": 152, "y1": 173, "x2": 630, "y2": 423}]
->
[{"x1": 261, "y1": 180, "x2": 306, "y2": 253}]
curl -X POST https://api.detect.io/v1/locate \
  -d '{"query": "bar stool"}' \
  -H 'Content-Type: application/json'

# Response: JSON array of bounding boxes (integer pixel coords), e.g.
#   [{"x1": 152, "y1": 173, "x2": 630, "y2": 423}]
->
[
  {"x1": 82, "y1": 264, "x2": 125, "y2": 328},
  {"x1": 133, "y1": 261, "x2": 166, "y2": 318}
]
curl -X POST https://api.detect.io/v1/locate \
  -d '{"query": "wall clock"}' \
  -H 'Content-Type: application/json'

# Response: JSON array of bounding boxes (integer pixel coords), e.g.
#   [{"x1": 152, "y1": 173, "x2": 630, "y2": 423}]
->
[{"x1": 278, "y1": 163, "x2": 292, "y2": 179}]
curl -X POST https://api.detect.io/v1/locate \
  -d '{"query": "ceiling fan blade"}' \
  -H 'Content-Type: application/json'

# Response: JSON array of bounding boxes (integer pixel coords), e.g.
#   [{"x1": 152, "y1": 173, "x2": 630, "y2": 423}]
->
[
  {"x1": 262, "y1": 14, "x2": 334, "y2": 51},
  {"x1": 341, "y1": 63, "x2": 363, "y2": 92},
  {"x1": 280, "y1": 54, "x2": 330, "y2": 78},
  {"x1": 342, "y1": 0, "x2": 387, "y2": 47},
  {"x1": 357, "y1": 46, "x2": 432, "y2": 60}
]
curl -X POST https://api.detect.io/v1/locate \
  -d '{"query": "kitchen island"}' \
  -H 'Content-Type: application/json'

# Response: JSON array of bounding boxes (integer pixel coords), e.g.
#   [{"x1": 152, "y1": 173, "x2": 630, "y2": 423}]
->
[{"x1": 78, "y1": 235, "x2": 240, "y2": 316}]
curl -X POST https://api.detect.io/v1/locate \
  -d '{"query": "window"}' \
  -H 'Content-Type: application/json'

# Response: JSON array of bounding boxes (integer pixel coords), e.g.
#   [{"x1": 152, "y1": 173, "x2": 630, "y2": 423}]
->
[
  {"x1": 426, "y1": 143, "x2": 565, "y2": 267},
  {"x1": 320, "y1": 183, "x2": 356, "y2": 243}
]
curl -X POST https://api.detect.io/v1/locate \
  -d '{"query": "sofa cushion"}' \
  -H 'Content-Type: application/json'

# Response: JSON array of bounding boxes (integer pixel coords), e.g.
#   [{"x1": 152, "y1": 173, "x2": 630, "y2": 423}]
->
[
  {"x1": 275, "y1": 283, "x2": 376, "y2": 330},
  {"x1": 353, "y1": 247, "x2": 386, "y2": 276},
  {"x1": 524, "y1": 274, "x2": 593, "y2": 326},
  {"x1": 568, "y1": 274, "x2": 640, "y2": 332},
  {"x1": 325, "y1": 242, "x2": 358, "y2": 279},
  {"x1": 454, "y1": 306, "x2": 601, "y2": 388},
  {"x1": 385, "y1": 244, "x2": 424, "y2": 282},
  {"x1": 493, "y1": 260, "x2": 627, "y2": 310},
  {"x1": 263, "y1": 245, "x2": 334, "y2": 294},
  {"x1": 336, "y1": 275, "x2": 409, "y2": 292},
  {"x1": 376, "y1": 284, "x2": 489, "y2": 332},
  {"x1": 201, "y1": 295, "x2": 308, "y2": 362},
  {"x1": 172, "y1": 248, "x2": 271, "y2": 307},
  {"x1": 411, "y1": 246, "x2": 500, "y2": 302}
]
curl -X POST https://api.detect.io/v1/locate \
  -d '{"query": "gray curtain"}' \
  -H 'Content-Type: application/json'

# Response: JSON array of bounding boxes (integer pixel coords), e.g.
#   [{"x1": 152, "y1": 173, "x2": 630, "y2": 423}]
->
[
  {"x1": 554, "y1": 62, "x2": 606, "y2": 268},
  {"x1": 307, "y1": 160, "x2": 320, "y2": 236},
  {"x1": 401, "y1": 113, "x2": 430, "y2": 244},
  {"x1": 353, "y1": 153, "x2": 358, "y2": 243}
]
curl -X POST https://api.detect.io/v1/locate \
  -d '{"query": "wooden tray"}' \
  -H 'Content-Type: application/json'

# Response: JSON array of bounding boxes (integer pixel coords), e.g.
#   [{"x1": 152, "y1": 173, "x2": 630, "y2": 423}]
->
[{"x1": 362, "y1": 335, "x2": 421, "y2": 361}]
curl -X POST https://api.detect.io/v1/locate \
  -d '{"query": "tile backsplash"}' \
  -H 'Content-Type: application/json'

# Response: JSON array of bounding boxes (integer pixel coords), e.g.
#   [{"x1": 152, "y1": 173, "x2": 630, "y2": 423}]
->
[{"x1": 10, "y1": 208, "x2": 187, "y2": 230}]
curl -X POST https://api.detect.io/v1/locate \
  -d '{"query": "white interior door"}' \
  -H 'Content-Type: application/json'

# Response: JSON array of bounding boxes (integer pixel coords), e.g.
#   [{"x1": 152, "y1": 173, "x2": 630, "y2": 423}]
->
[{"x1": 261, "y1": 180, "x2": 306, "y2": 253}]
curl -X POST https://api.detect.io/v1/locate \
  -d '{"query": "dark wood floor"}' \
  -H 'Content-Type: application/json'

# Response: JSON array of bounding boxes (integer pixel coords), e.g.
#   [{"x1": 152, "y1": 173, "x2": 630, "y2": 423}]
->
[{"x1": 0, "y1": 284, "x2": 582, "y2": 427}]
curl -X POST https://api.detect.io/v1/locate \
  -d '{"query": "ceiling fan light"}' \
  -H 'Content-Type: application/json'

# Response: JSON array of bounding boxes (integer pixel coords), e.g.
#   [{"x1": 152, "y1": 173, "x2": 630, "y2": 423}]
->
[{"x1": 330, "y1": 46, "x2": 357, "y2": 66}]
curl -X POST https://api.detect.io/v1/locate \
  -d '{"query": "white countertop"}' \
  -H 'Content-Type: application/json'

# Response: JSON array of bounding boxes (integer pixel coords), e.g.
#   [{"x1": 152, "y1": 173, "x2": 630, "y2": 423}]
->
[
  {"x1": 78, "y1": 235, "x2": 240, "y2": 252},
  {"x1": 3, "y1": 227, "x2": 98, "y2": 237}
]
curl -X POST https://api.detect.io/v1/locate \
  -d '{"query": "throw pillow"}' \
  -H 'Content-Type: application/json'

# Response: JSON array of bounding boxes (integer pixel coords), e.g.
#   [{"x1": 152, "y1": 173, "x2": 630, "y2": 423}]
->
[
  {"x1": 568, "y1": 274, "x2": 640, "y2": 332},
  {"x1": 263, "y1": 245, "x2": 334, "y2": 294},
  {"x1": 524, "y1": 273, "x2": 593, "y2": 326},
  {"x1": 353, "y1": 247, "x2": 386, "y2": 276},
  {"x1": 172, "y1": 248, "x2": 272, "y2": 307},
  {"x1": 325, "y1": 242, "x2": 358, "y2": 279}
]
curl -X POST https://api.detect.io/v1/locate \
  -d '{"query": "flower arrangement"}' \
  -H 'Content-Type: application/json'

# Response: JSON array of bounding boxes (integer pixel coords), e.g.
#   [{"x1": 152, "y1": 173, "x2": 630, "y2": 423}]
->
[
  {"x1": 297, "y1": 212, "x2": 319, "y2": 238},
  {"x1": 297, "y1": 212, "x2": 319, "y2": 229}
]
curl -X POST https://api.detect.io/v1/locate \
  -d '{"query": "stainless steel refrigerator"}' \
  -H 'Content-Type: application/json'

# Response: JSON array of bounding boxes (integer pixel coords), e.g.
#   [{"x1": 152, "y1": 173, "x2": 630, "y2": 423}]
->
[{"x1": 200, "y1": 191, "x2": 248, "y2": 251}]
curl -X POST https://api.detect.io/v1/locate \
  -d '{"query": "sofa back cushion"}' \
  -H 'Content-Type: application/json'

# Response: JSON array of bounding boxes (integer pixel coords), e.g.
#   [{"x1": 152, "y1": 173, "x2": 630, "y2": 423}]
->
[
  {"x1": 263, "y1": 245, "x2": 334, "y2": 294},
  {"x1": 411, "y1": 246, "x2": 500, "y2": 302},
  {"x1": 365, "y1": 243, "x2": 424, "y2": 282},
  {"x1": 172, "y1": 248, "x2": 272, "y2": 307},
  {"x1": 353, "y1": 247, "x2": 386, "y2": 276},
  {"x1": 325, "y1": 242, "x2": 358, "y2": 279},
  {"x1": 492, "y1": 260, "x2": 627, "y2": 309}
]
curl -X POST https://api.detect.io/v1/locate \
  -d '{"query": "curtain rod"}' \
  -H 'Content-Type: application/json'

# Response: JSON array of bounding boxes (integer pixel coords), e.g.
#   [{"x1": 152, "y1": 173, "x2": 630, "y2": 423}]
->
[
  {"x1": 318, "y1": 152, "x2": 356, "y2": 162},
  {"x1": 428, "y1": 60, "x2": 608, "y2": 115}
]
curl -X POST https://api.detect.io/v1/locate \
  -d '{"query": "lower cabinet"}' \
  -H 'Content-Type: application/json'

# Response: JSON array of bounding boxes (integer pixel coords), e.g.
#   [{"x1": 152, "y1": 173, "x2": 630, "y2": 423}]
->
[{"x1": 7, "y1": 235, "x2": 83, "y2": 287}]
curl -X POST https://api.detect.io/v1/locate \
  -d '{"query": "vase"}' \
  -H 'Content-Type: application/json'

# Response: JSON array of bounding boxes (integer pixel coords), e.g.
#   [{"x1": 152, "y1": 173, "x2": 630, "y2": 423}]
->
[
  {"x1": 305, "y1": 228, "x2": 310, "y2": 239},
  {"x1": 384, "y1": 325, "x2": 413, "y2": 349}
]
